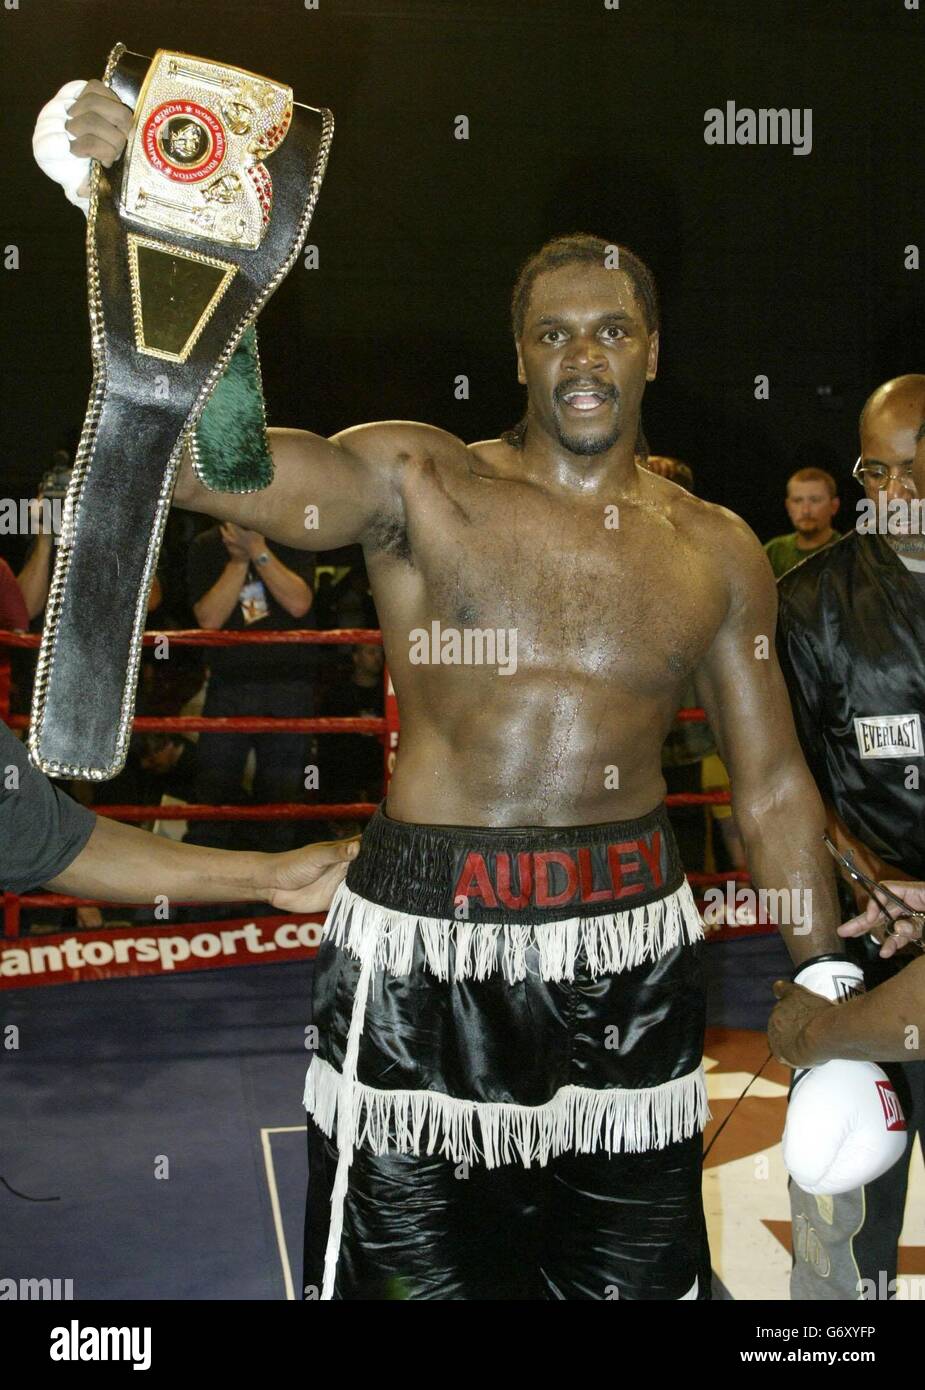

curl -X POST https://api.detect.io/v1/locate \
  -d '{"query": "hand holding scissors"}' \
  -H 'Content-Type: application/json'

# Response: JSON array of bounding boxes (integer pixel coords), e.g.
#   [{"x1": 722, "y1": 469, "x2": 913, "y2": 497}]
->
[{"x1": 824, "y1": 833, "x2": 925, "y2": 958}]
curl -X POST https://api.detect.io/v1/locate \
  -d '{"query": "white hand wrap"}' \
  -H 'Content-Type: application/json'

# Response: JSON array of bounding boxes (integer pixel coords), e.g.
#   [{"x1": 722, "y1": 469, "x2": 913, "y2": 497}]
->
[
  {"x1": 32, "y1": 80, "x2": 92, "y2": 215},
  {"x1": 782, "y1": 956, "x2": 907, "y2": 1195},
  {"x1": 792, "y1": 957, "x2": 864, "y2": 1004}
]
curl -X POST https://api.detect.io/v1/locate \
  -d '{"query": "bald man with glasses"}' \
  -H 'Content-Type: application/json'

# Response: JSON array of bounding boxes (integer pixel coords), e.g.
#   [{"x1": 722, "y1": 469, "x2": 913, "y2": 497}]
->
[
  {"x1": 852, "y1": 452, "x2": 921, "y2": 497},
  {"x1": 773, "y1": 374, "x2": 925, "y2": 1301}
]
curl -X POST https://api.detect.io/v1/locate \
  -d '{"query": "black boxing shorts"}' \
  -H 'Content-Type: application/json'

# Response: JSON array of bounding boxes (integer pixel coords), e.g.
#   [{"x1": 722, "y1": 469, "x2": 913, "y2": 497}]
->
[{"x1": 302, "y1": 803, "x2": 711, "y2": 1300}]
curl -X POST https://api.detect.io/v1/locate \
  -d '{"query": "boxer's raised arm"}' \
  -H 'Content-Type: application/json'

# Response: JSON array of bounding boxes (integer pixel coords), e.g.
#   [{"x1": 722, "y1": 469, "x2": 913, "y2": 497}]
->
[
  {"x1": 173, "y1": 420, "x2": 418, "y2": 551},
  {"x1": 692, "y1": 510, "x2": 842, "y2": 965},
  {"x1": 33, "y1": 84, "x2": 421, "y2": 553}
]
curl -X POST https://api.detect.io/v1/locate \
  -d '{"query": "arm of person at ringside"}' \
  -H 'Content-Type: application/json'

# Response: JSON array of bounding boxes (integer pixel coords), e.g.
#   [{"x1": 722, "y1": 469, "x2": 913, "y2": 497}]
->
[
  {"x1": 16, "y1": 531, "x2": 53, "y2": 620},
  {"x1": 193, "y1": 554, "x2": 250, "y2": 630},
  {"x1": 46, "y1": 814, "x2": 358, "y2": 914},
  {"x1": 0, "y1": 715, "x2": 356, "y2": 913},
  {"x1": 769, "y1": 957, "x2": 925, "y2": 1066},
  {"x1": 692, "y1": 512, "x2": 843, "y2": 966},
  {"x1": 192, "y1": 530, "x2": 312, "y2": 626},
  {"x1": 245, "y1": 544, "x2": 312, "y2": 617}
]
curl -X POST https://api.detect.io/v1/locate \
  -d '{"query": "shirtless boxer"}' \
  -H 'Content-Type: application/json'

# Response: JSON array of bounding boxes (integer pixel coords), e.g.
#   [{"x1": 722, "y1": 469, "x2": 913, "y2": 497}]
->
[{"x1": 36, "y1": 79, "x2": 868, "y2": 1302}]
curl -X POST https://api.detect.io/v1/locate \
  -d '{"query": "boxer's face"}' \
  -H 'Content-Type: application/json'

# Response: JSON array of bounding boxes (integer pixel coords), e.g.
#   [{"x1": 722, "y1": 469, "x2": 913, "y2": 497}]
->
[{"x1": 516, "y1": 263, "x2": 658, "y2": 458}]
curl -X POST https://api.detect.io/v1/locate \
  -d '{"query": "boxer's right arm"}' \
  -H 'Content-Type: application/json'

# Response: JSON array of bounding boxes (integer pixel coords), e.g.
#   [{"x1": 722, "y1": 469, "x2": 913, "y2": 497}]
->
[{"x1": 173, "y1": 421, "x2": 417, "y2": 552}]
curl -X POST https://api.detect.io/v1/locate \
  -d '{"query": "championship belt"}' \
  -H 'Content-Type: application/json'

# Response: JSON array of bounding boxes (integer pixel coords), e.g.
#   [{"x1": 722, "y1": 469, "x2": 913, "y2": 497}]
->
[{"x1": 29, "y1": 42, "x2": 333, "y2": 779}]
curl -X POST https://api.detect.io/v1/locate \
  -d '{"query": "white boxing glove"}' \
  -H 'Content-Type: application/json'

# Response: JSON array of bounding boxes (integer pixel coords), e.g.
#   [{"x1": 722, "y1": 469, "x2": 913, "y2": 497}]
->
[
  {"x1": 32, "y1": 79, "x2": 92, "y2": 214},
  {"x1": 782, "y1": 955, "x2": 907, "y2": 1195}
]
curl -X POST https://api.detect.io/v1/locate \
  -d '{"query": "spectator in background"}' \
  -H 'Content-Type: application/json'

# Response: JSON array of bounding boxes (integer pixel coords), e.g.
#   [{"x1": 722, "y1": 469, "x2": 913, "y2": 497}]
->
[
  {"x1": 643, "y1": 454, "x2": 744, "y2": 875},
  {"x1": 331, "y1": 558, "x2": 378, "y2": 630},
  {"x1": 139, "y1": 567, "x2": 206, "y2": 717},
  {"x1": 4, "y1": 487, "x2": 78, "y2": 925},
  {"x1": 643, "y1": 453, "x2": 695, "y2": 491},
  {"x1": 15, "y1": 522, "x2": 54, "y2": 622},
  {"x1": 0, "y1": 557, "x2": 29, "y2": 631},
  {"x1": 313, "y1": 570, "x2": 337, "y2": 630},
  {"x1": 102, "y1": 731, "x2": 201, "y2": 820},
  {"x1": 0, "y1": 557, "x2": 31, "y2": 718},
  {"x1": 186, "y1": 521, "x2": 317, "y2": 855},
  {"x1": 764, "y1": 467, "x2": 841, "y2": 578},
  {"x1": 17, "y1": 443, "x2": 77, "y2": 622},
  {"x1": 85, "y1": 567, "x2": 204, "y2": 809},
  {"x1": 137, "y1": 732, "x2": 200, "y2": 803},
  {"x1": 317, "y1": 643, "x2": 386, "y2": 819},
  {"x1": 8, "y1": 468, "x2": 67, "y2": 720},
  {"x1": 69, "y1": 570, "x2": 206, "y2": 927},
  {"x1": 700, "y1": 751, "x2": 746, "y2": 876}
]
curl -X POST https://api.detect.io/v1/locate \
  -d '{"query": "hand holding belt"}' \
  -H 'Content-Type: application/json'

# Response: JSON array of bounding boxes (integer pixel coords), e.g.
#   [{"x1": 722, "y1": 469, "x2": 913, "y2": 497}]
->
[{"x1": 29, "y1": 42, "x2": 333, "y2": 779}]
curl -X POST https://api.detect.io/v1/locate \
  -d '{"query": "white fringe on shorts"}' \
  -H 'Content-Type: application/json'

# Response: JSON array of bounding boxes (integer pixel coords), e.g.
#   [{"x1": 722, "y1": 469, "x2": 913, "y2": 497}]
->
[
  {"x1": 305, "y1": 1054, "x2": 709, "y2": 1171},
  {"x1": 312, "y1": 875, "x2": 707, "y2": 1297},
  {"x1": 319, "y1": 932, "x2": 377, "y2": 1301},
  {"x1": 322, "y1": 877, "x2": 704, "y2": 984}
]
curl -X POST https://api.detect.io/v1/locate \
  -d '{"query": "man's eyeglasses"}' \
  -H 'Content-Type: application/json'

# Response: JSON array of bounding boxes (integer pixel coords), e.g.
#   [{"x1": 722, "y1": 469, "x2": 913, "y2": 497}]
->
[
  {"x1": 823, "y1": 832, "x2": 925, "y2": 950},
  {"x1": 852, "y1": 457, "x2": 918, "y2": 494}
]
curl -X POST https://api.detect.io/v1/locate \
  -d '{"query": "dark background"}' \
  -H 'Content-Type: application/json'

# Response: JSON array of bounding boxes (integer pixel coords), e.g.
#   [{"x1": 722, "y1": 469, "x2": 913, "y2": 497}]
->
[{"x1": 1, "y1": 0, "x2": 921, "y2": 563}]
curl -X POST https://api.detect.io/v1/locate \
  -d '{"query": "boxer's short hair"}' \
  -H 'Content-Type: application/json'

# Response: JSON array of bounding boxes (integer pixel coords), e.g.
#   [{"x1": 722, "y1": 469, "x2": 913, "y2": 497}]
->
[{"x1": 510, "y1": 234, "x2": 660, "y2": 341}]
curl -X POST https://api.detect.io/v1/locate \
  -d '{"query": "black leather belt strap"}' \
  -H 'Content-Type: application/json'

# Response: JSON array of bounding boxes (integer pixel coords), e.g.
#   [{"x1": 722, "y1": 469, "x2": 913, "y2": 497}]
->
[{"x1": 29, "y1": 41, "x2": 333, "y2": 779}]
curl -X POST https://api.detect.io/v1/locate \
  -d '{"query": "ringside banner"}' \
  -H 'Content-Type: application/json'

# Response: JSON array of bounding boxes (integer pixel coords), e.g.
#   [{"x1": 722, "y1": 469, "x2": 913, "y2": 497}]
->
[{"x1": 0, "y1": 912, "x2": 324, "y2": 988}]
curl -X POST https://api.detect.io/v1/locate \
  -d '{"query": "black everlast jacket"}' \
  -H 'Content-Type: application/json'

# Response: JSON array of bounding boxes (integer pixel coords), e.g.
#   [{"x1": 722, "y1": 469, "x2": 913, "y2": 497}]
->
[{"x1": 776, "y1": 530, "x2": 925, "y2": 880}]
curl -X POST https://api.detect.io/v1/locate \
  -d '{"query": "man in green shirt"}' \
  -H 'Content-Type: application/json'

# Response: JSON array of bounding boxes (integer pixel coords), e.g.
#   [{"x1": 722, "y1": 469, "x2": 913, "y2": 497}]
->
[{"x1": 764, "y1": 467, "x2": 842, "y2": 577}]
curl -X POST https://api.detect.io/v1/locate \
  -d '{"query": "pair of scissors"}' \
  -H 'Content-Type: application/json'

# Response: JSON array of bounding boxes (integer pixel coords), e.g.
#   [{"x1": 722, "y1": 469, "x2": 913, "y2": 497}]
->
[{"x1": 823, "y1": 832, "x2": 925, "y2": 951}]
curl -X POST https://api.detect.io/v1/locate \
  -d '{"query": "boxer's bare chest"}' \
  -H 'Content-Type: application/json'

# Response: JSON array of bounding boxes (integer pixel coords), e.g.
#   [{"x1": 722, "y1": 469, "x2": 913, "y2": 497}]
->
[{"x1": 382, "y1": 445, "x2": 728, "y2": 694}]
